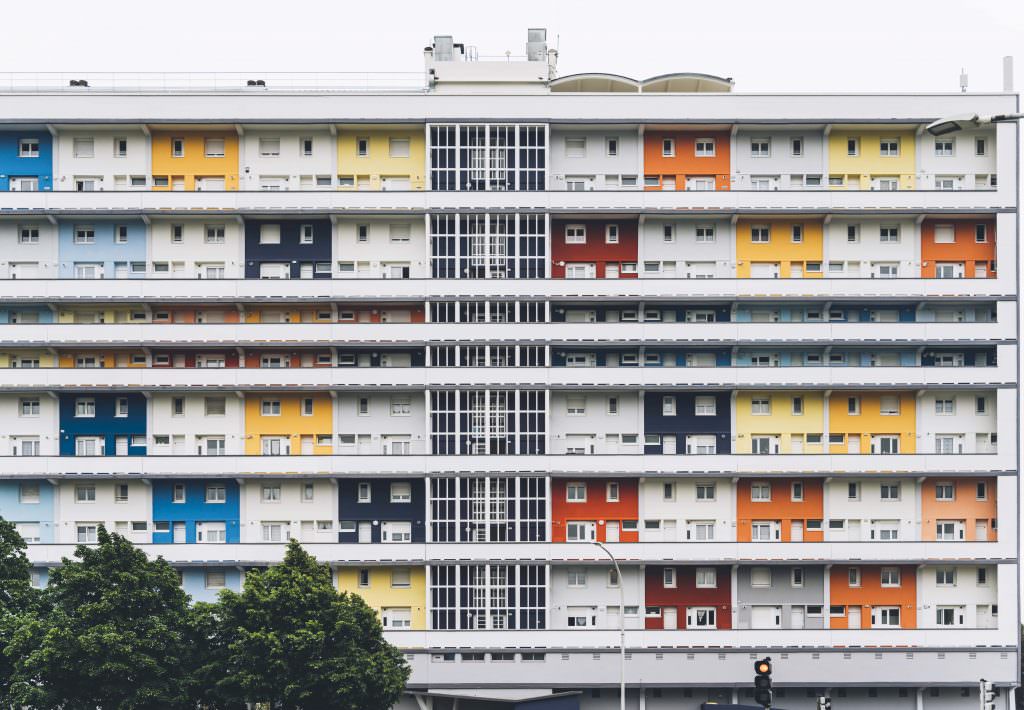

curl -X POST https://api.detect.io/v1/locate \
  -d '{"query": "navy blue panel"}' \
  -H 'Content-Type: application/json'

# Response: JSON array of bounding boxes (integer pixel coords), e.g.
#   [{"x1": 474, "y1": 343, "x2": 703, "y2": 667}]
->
[
  {"x1": 643, "y1": 391, "x2": 731, "y2": 454},
  {"x1": 243, "y1": 218, "x2": 332, "y2": 279},
  {"x1": 337, "y1": 478, "x2": 425, "y2": 543},
  {"x1": 58, "y1": 392, "x2": 147, "y2": 456}
]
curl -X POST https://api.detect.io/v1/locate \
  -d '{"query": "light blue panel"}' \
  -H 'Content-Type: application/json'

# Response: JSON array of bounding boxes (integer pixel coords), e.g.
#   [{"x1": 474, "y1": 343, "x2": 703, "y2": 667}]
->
[
  {"x1": 180, "y1": 567, "x2": 242, "y2": 603},
  {"x1": 0, "y1": 306, "x2": 53, "y2": 324},
  {"x1": 0, "y1": 480, "x2": 56, "y2": 543},
  {"x1": 57, "y1": 219, "x2": 147, "y2": 279}
]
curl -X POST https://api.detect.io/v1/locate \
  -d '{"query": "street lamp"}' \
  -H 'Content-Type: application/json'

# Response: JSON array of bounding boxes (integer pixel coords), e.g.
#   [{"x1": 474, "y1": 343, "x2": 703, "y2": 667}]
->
[
  {"x1": 926, "y1": 112, "x2": 1024, "y2": 136},
  {"x1": 592, "y1": 540, "x2": 626, "y2": 710}
]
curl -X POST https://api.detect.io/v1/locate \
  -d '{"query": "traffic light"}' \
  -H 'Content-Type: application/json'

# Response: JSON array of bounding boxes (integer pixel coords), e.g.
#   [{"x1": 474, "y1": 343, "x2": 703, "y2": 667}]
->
[
  {"x1": 753, "y1": 657, "x2": 772, "y2": 708},
  {"x1": 817, "y1": 696, "x2": 832, "y2": 710},
  {"x1": 981, "y1": 678, "x2": 997, "y2": 710}
]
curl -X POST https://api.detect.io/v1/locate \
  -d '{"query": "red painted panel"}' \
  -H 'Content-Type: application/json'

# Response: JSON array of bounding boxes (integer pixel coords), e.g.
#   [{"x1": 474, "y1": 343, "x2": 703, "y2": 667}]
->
[
  {"x1": 644, "y1": 565, "x2": 732, "y2": 629},
  {"x1": 551, "y1": 219, "x2": 639, "y2": 279},
  {"x1": 551, "y1": 479, "x2": 639, "y2": 543}
]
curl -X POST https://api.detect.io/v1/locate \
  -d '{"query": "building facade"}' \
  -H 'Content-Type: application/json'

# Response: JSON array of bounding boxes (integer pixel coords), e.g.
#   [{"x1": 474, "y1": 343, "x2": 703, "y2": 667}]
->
[{"x1": 0, "y1": 29, "x2": 1017, "y2": 710}]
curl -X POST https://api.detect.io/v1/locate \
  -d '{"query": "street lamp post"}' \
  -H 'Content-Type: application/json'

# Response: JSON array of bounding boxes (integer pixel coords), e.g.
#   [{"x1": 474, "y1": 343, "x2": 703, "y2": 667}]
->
[
  {"x1": 593, "y1": 540, "x2": 626, "y2": 710},
  {"x1": 926, "y1": 112, "x2": 1023, "y2": 135}
]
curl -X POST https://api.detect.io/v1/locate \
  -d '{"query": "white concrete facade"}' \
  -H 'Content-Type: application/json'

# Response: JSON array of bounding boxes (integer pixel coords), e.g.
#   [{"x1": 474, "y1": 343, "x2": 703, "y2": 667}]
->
[
  {"x1": 639, "y1": 478, "x2": 736, "y2": 543},
  {"x1": 549, "y1": 391, "x2": 642, "y2": 455},
  {"x1": 549, "y1": 127, "x2": 642, "y2": 191},
  {"x1": 334, "y1": 216, "x2": 427, "y2": 279},
  {"x1": 640, "y1": 217, "x2": 734, "y2": 279},
  {"x1": 0, "y1": 392, "x2": 59, "y2": 455},
  {"x1": 825, "y1": 216, "x2": 919, "y2": 278},
  {"x1": 918, "y1": 127, "x2": 998, "y2": 190},
  {"x1": 238, "y1": 478, "x2": 338, "y2": 544},
  {"x1": 239, "y1": 129, "x2": 337, "y2": 191},
  {"x1": 56, "y1": 479, "x2": 152, "y2": 544},
  {"x1": 824, "y1": 478, "x2": 919, "y2": 542},
  {"x1": 0, "y1": 219, "x2": 59, "y2": 279},
  {"x1": 55, "y1": 128, "x2": 150, "y2": 192},
  {"x1": 335, "y1": 392, "x2": 427, "y2": 455},
  {"x1": 732, "y1": 127, "x2": 827, "y2": 190},
  {"x1": 918, "y1": 390, "x2": 998, "y2": 454},
  {"x1": 549, "y1": 565, "x2": 645, "y2": 630},
  {"x1": 148, "y1": 393, "x2": 245, "y2": 455},
  {"x1": 149, "y1": 217, "x2": 245, "y2": 279}
]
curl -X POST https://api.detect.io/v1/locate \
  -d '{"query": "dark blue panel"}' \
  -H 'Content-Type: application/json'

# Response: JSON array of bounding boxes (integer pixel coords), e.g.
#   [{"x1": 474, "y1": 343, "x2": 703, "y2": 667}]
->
[
  {"x1": 58, "y1": 393, "x2": 147, "y2": 456},
  {"x1": 243, "y1": 218, "x2": 333, "y2": 279},
  {"x1": 151, "y1": 479, "x2": 241, "y2": 544},
  {"x1": 338, "y1": 478, "x2": 425, "y2": 543},
  {"x1": 643, "y1": 391, "x2": 731, "y2": 454},
  {"x1": 0, "y1": 131, "x2": 53, "y2": 191}
]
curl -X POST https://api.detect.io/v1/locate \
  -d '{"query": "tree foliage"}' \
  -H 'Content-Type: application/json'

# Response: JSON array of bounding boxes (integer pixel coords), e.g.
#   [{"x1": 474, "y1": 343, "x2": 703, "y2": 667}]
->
[
  {"x1": 0, "y1": 518, "x2": 39, "y2": 702},
  {"x1": 4, "y1": 525, "x2": 198, "y2": 710},
  {"x1": 204, "y1": 539, "x2": 410, "y2": 709}
]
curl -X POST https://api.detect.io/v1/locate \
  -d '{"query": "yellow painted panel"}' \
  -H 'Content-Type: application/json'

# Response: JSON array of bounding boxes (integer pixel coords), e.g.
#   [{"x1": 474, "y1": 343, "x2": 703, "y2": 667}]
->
[
  {"x1": 734, "y1": 392, "x2": 825, "y2": 453},
  {"x1": 337, "y1": 128, "x2": 425, "y2": 190},
  {"x1": 244, "y1": 394, "x2": 333, "y2": 455},
  {"x1": 337, "y1": 566, "x2": 426, "y2": 630},
  {"x1": 151, "y1": 131, "x2": 240, "y2": 191},
  {"x1": 827, "y1": 130, "x2": 916, "y2": 190},
  {"x1": 828, "y1": 392, "x2": 916, "y2": 454},
  {"x1": 735, "y1": 219, "x2": 824, "y2": 278}
]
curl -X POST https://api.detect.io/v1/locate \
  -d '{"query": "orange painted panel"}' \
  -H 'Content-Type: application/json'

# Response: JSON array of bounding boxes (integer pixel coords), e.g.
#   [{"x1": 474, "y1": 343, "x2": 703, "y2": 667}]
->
[
  {"x1": 920, "y1": 478, "x2": 997, "y2": 541},
  {"x1": 920, "y1": 220, "x2": 996, "y2": 278},
  {"x1": 551, "y1": 479, "x2": 639, "y2": 543},
  {"x1": 735, "y1": 478, "x2": 824, "y2": 542},
  {"x1": 829, "y1": 565, "x2": 917, "y2": 629},
  {"x1": 643, "y1": 130, "x2": 731, "y2": 191}
]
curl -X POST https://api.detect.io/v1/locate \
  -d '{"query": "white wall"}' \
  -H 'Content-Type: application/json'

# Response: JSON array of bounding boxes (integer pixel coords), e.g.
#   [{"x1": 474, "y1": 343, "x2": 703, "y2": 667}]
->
[
  {"x1": 550, "y1": 391, "x2": 641, "y2": 455},
  {"x1": 732, "y1": 129, "x2": 826, "y2": 190},
  {"x1": 640, "y1": 478, "x2": 735, "y2": 542},
  {"x1": 149, "y1": 393, "x2": 245, "y2": 455},
  {"x1": 549, "y1": 128, "x2": 641, "y2": 190},
  {"x1": 824, "y1": 478, "x2": 918, "y2": 542},
  {"x1": 239, "y1": 478, "x2": 337, "y2": 543},
  {"x1": 335, "y1": 392, "x2": 427, "y2": 454},
  {"x1": 825, "y1": 217, "x2": 918, "y2": 278},
  {"x1": 240, "y1": 129, "x2": 336, "y2": 191},
  {"x1": 334, "y1": 216, "x2": 426, "y2": 278},
  {"x1": 56, "y1": 129, "x2": 150, "y2": 190},
  {"x1": 56, "y1": 480, "x2": 151, "y2": 544},
  {"x1": 918, "y1": 390, "x2": 997, "y2": 454},
  {"x1": 0, "y1": 393, "x2": 59, "y2": 455},
  {"x1": 0, "y1": 220, "x2": 59, "y2": 278},
  {"x1": 149, "y1": 217, "x2": 244, "y2": 278},
  {"x1": 640, "y1": 218, "x2": 733, "y2": 278},
  {"x1": 550, "y1": 565, "x2": 645, "y2": 630},
  {"x1": 918, "y1": 128, "x2": 998, "y2": 190},
  {"x1": 918, "y1": 564, "x2": 998, "y2": 628}
]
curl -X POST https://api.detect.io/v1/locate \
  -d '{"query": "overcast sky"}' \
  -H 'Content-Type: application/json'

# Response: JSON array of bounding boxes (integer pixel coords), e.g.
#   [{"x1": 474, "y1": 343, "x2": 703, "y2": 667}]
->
[{"x1": 7, "y1": 0, "x2": 1022, "y2": 93}]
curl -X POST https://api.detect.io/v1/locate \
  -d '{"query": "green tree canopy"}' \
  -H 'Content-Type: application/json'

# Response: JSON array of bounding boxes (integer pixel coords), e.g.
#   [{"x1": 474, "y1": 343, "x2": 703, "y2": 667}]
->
[
  {"x1": 5, "y1": 525, "x2": 198, "y2": 710},
  {"x1": 205, "y1": 539, "x2": 410, "y2": 709},
  {"x1": 0, "y1": 518, "x2": 40, "y2": 703}
]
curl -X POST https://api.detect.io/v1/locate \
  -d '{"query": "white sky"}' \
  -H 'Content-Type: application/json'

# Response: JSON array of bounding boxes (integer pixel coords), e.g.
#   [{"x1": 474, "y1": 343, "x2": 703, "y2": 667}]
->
[{"x1": 8, "y1": 0, "x2": 1023, "y2": 93}]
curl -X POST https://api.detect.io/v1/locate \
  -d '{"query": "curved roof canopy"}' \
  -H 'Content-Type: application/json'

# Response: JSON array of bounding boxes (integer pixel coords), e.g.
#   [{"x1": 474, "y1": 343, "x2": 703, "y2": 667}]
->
[
  {"x1": 549, "y1": 73, "x2": 640, "y2": 93},
  {"x1": 550, "y1": 72, "x2": 733, "y2": 93}
]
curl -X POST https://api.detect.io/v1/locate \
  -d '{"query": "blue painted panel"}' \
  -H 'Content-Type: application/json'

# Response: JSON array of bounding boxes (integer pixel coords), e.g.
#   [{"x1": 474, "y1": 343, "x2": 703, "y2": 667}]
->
[
  {"x1": 180, "y1": 567, "x2": 242, "y2": 603},
  {"x1": 0, "y1": 131, "x2": 53, "y2": 191},
  {"x1": 58, "y1": 392, "x2": 147, "y2": 456},
  {"x1": 57, "y1": 219, "x2": 147, "y2": 278},
  {"x1": 151, "y1": 480, "x2": 241, "y2": 544},
  {"x1": 243, "y1": 218, "x2": 332, "y2": 279},
  {"x1": 338, "y1": 478, "x2": 425, "y2": 543},
  {"x1": 644, "y1": 391, "x2": 731, "y2": 455},
  {"x1": 0, "y1": 480, "x2": 56, "y2": 542},
  {"x1": 0, "y1": 306, "x2": 54, "y2": 324}
]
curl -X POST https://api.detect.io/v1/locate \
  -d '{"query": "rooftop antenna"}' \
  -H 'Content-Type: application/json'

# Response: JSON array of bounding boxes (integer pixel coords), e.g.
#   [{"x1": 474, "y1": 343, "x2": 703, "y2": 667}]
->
[{"x1": 959, "y1": 68, "x2": 968, "y2": 93}]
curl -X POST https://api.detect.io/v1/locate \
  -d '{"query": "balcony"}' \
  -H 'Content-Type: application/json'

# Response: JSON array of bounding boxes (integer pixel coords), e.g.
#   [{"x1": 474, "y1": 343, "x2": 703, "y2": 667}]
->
[
  {"x1": 0, "y1": 320, "x2": 1009, "y2": 347},
  {"x1": 0, "y1": 362, "x2": 1012, "y2": 391}
]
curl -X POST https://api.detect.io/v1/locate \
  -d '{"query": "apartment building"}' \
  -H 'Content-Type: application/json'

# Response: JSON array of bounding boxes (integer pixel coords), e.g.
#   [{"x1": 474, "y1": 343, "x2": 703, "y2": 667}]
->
[{"x1": 0, "y1": 29, "x2": 1016, "y2": 710}]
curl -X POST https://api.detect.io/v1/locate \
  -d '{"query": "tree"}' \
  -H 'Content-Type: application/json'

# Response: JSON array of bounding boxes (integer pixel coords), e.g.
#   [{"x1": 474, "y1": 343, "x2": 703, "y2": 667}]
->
[
  {"x1": 205, "y1": 539, "x2": 409, "y2": 709},
  {"x1": 5, "y1": 526, "x2": 198, "y2": 710},
  {"x1": 0, "y1": 517, "x2": 40, "y2": 702}
]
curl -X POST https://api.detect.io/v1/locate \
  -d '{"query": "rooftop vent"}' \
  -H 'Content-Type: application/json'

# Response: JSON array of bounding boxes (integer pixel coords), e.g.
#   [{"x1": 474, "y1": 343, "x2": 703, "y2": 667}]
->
[
  {"x1": 526, "y1": 28, "x2": 547, "y2": 62},
  {"x1": 246, "y1": 79, "x2": 266, "y2": 87},
  {"x1": 68, "y1": 79, "x2": 89, "y2": 87}
]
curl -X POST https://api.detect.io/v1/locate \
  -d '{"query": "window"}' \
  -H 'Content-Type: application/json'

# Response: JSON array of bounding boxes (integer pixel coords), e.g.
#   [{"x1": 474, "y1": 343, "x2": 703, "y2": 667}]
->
[
  {"x1": 606, "y1": 482, "x2": 620, "y2": 502},
  {"x1": 75, "y1": 485, "x2": 96, "y2": 503},
  {"x1": 18, "y1": 138, "x2": 40, "y2": 158},
  {"x1": 172, "y1": 484, "x2": 186, "y2": 503},
  {"x1": 695, "y1": 567, "x2": 717, "y2": 588},
  {"x1": 298, "y1": 137, "x2": 314, "y2": 156},
  {"x1": 566, "y1": 483, "x2": 586, "y2": 502},
  {"x1": 694, "y1": 396, "x2": 716, "y2": 416},
  {"x1": 566, "y1": 396, "x2": 585, "y2": 416},
  {"x1": 695, "y1": 483, "x2": 716, "y2": 501},
  {"x1": 880, "y1": 483, "x2": 901, "y2": 500},
  {"x1": 750, "y1": 482, "x2": 771, "y2": 501},
  {"x1": 564, "y1": 137, "x2": 586, "y2": 158},
  {"x1": 567, "y1": 568, "x2": 587, "y2": 587},
  {"x1": 565, "y1": 225, "x2": 586, "y2": 245},
  {"x1": 750, "y1": 226, "x2": 770, "y2": 243},
  {"x1": 566, "y1": 521, "x2": 595, "y2": 542},
  {"x1": 750, "y1": 567, "x2": 771, "y2": 588},
  {"x1": 935, "y1": 398, "x2": 954, "y2": 415},
  {"x1": 603, "y1": 136, "x2": 619, "y2": 156},
  {"x1": 694, "y1": 224, "x2": 715, "y2": 243},
  {"x1": 19, "y1": 482, "x2": 40, "y2": 504},
  {"x1": 259, "y1": 224, "x2": 281, "y2": 245},
  {"x1": 260, "y1": 399, "x2": 281, "y2": 416},
  {"x1": 204, "y1": 397, "x2": 226, "y2": 416},
  {"x1": 74, "y1": 137, "x2": 95, "y2": 158},
  {"x1": 357, "y1": 482, "x2": 371, "y2": 503},
  {"x1": 791, "y1": 137, "x2": 803, "y2": 156},
  {"x1": 847, "y1": 137, "x2": 859, "y2": 156},
  {"x1": 791, "y1": 567, "x2": 804, "y2": 587},
  {"x1": 977, "y1": 568, "x2": 989, "y2": 585},
  {"x1": 204, "y1": 138, "x2": 225, "y2": 157},
  {"x1": 605, "y1": 224, "x2": 619, "y2": 244},
  {"x1": 358, "y1": 569, "x2": 370, "y2": 587},
  {"x1": 662, "y1": 138, "x2": 675, "y2": 157},
  {"x1": 607, "y1": 397, "x2": 619, "y2": 415},
  {"x1": 259, "y1": 137, "x2": 280, "y2": 156},
  {"x1": 790, "y1": 225, "x2": 803, "y2": 243},
  {"x1": 662, "y1": 482, "x2": 675, "y2": 501},
  {"x1": 935, "y1": 568, "x2": 956, "y2": 586},
  {"x1": 206, "y1": 485, "x2": 226, "y2": 503},
  {"x1": 661, "y1": 396, "x2": 676, "y2": 417},
  {"x1": 848, "y1": 567, "x2": 861, "y2": 587},
  {"x1": 390, "y1": 482, "x2": 412, "y2": 503},
  {"x1": 791, "y1": 396, "x2": 804, "y2": 415},
  {"x1": 261, "y1": 485, "x2": 281, "y2": 503},
  {"x1": 874, "y1": 607, "x2": 900, "y2": 627},
  {"x1": 75, "y1": 398, "x2": 95, "y2": 418},
  {"x1": 388, "y1": 137, "x2": 411, "y2": 158},
  {"x1": 297, "y1": 224, "x2": 314, "y2": 244},
  {"x1": 975, "y1": 137, "x2": 988, "y2": 156},
  {"x1": 934, "y1": 138, "x2": 954, "y2": 156},
  {"x1": 356, "y1": 137, "x2": 369, "y2": 156},
  {"x1": 358, "y1": 398, "x2": 369, "y2": 415},
  {"x1": 880, "y1": 567, "x2": 901, "y2": 587},
  {"x1": 750, "y1": 138, "x2": 770, "y2": 157},
  {"x1": 879, "y1": 225, "x2": 900, "y2": 243},
  {"x1": 879, "y1": 138, "x2": 900, "y2": 157},
  {"x1": 976, "y1": 482, "x2": 988, "y2": 500},
  {"x1": 879, "y1": 395, "x2": 900, "y2": 415},
  {"x1": 695, "y1": 138, "x2": 715, "y2": 156},
  {"x1": 301, "y1": 483, "x2": 315, "y2": 502},
  {"x1": 19, "y1": 398, "x2": 40, "y2": 417},
  {"x1": 975, "y1": 396, "x2": 988, "y2": 415},
  {"x1": 791, "y1": 482, "x2": 804, "y2": 502},
  {"x1": 751, "y1": 397, "x2": 771, "y2": 415},
  {"x1": 660, "y1": 567, "x2": 677, "y2": 588},
  {"x1": 18, "y1": 226, "x2": 40, "y2": 244},
  {"x1": 74, "y1": 226, "x2": 95, "y2": 244}
]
